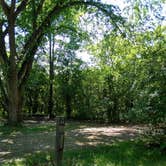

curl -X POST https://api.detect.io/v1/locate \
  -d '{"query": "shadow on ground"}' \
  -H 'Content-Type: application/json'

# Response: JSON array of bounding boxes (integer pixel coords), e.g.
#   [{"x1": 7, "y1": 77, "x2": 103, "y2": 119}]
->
[
  {"x1": 0, "y1": 121, "x2": 141, "y2": 164},
  {"x1": 2, "y1": 141, "x2": 166, "y2": 166}
]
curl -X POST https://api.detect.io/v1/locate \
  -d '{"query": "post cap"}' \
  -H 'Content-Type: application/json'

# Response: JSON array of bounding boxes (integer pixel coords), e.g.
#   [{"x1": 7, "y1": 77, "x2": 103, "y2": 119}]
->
[{"x1": 56, "y1": 116, "x2": 65, "y2": 125}]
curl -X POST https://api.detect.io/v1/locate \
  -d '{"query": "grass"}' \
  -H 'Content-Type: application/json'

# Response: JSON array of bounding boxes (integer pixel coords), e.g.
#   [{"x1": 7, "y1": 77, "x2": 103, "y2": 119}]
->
[
  {"x1": 0, "y1": 123, "x2": 55, "y2": 136},
  {"x1": 0, "y1": 121, "x2": 93, "y2": 136},
  {"x1": 1, "y1": 121, "x2": 166, "y2": 166},
  {"x1": 63, "y1": 141, "x2": 166, "y2": 166},
  {"x1": 2, "y1": 141, "x2": 166, "y2": 166}
]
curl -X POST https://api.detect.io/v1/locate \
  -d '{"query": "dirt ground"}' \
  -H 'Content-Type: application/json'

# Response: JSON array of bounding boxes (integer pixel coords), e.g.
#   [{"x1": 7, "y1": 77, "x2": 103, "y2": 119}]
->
[{"x1": 0, "y1": 121, "x2": 143, "y2": 164}]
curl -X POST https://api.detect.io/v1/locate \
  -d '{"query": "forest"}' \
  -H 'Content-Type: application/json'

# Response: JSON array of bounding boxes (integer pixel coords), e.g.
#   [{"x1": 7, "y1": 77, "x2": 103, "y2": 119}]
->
[{"x1": 0, "y1": 0, "x2": 165, "y2": 165}]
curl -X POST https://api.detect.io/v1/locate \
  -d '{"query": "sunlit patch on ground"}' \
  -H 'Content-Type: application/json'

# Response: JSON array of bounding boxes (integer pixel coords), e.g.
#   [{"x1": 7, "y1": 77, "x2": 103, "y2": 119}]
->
[{"x1": 0, "y1": 121, "x2": 148, "y2": 165}]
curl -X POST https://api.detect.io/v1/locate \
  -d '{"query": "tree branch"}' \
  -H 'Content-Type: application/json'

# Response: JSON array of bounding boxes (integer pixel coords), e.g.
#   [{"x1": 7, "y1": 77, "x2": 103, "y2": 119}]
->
[
  {"x1": 18, "y1": 0, "x2": 123, "y2": 86},
  {"x1": 0, "y1": 21, "x2": 8, "y2": 64},
  {"x1": 11, "y1": 0, "x2": 16, "y2": 12},
  {"x1": 18, "y1": 24, "x2": 67, "y2": 86},
  {"x1": 36, "y1": 0, "x2": 45, "y2": 17},
  {"x1": 15, "y1": 0, "x2": 29, "y2": 17},
  {"x1": 0, "y1": 75, "x2": 8, "y2": 103},
  {"x1": 0, "y1": 0, "x2": 10, "y2": 16},
  {"x1": 18, "y1": 35, "x2": 43, "y2": 88},
  {"x1": 23, "y1": 0, "x2": 122, "y2": 55}
]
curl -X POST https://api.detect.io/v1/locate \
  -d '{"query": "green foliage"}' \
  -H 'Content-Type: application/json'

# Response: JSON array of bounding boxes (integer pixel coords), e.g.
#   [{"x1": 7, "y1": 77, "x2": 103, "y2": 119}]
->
[
  {"x1": 139, "y1": 124, "x2": 166, "y2": 153},
  {"x1": 85, "y1": 22, "x2": 166, "y2": 123},
  {"x1": 1, "y1": 0, "x2": 165, "y2": 125},
  {"x1": 24, "y1": 63, "x2": 49, "y2": 115}
]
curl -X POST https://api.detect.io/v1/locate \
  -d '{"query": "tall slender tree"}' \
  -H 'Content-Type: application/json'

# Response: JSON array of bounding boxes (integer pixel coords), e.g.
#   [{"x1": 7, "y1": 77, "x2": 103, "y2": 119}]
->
[{"x1": 48, "y1": 32, "x2": 54, "y2": 119}]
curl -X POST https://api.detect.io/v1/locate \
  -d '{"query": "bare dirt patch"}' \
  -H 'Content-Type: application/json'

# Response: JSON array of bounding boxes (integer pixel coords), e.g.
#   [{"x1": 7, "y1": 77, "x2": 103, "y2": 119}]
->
[
  {"x1": 65, "y1": 124, "x2": 140, "y2": 149},
  {"x1": 0, "y1": 121, "x2": 142, "y2": 164}
]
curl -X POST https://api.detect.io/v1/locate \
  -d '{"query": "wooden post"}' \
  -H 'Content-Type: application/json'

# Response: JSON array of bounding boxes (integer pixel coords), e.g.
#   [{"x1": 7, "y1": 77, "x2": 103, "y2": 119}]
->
[{"x1": 56, "y1": 116, "x2": 65, "y2": 166}]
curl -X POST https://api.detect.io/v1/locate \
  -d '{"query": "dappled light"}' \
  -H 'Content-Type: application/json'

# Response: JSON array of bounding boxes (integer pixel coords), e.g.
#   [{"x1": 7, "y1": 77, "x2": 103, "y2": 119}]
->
[
  {"x1": 0, "y1": 0, "x2": 166, "y2": 165},
  {"x1": 65, "y1": 125, "x2": 139, "y2": 148},
  {"x1": 0, "y1": 121, "x2": 141, "y2": 164},
  {"x1": 63, "y1": 142, "x2": 166, "y2": 166},
  {"x1": 0, "y1": 121, "x2": 165, "y2": 165}
]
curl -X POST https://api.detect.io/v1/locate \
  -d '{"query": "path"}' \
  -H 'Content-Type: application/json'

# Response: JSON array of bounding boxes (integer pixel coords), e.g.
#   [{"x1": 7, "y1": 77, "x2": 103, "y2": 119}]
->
[{"x1": 0, "y1": 121, "x2": 141, "y2": 164}]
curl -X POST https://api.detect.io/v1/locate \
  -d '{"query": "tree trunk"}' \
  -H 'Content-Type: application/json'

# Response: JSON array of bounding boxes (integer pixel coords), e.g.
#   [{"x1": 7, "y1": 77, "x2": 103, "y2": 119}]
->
[
  {"x1": 17, "y1": 87, "x2": 24, "y2": 122},
  {"x1": 107, "y1": 107, "x2": 112, "y2": 123},
  {"x1": 7, "y1": 80, "x2": 18, "y2": 125},
  {"x1": 112, "y1": 99, "x2": 120, "y2": 123},
  {"x1": 32, "y1": 96, "x2": 38, "y2": 115},
  {"x1": 48, "y1": 83, "x2": 53, "y2": 118},
  {"x1": 7, "y1": 12, "x2": 23, "y2": 125},
  {"x1": 7, "y1": 86, "x2": 24, "y2": 125},
  {"x1": 48, "y1": 33, "x2": 54, "y2": 119},
  {"x1": 66, "y1": 95, "x2": 72, "y2": 119}
]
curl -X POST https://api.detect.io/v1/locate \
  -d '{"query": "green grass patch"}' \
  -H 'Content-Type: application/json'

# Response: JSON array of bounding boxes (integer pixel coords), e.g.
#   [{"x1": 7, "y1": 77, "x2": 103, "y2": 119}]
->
[
  {"x1": 63, "y1": 141, "x2": 166, "y2": 166},
  {"x1": 3, "y1": 141, "x2": 166, "y2": 166},
  {"x1": 0, "y1": 121, "x2": 103, "y2": 137},
  {"x1": 2, "y1": 151, "x2": 54, "y2": 166},
  {"x1": 0, "y1": 121, "x2": 91, "y2": 137},
  {"x1": 0, "y1": 123, "x2": 55, "y2": 136}
]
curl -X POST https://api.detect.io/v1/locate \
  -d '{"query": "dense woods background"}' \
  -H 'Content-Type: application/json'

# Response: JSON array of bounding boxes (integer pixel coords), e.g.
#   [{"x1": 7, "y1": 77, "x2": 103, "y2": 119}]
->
[{"x1": 0, "y1": 0, "x2": 165, "y2": 125}]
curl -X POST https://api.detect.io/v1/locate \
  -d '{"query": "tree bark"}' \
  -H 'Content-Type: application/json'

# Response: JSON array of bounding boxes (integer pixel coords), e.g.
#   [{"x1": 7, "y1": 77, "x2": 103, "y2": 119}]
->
[
  {"x1": 48, "y1": 33, "x2": 54, "y2": 119},
  {"x1": 7, "y1": 4, "x2": 22, "y2": 125}
]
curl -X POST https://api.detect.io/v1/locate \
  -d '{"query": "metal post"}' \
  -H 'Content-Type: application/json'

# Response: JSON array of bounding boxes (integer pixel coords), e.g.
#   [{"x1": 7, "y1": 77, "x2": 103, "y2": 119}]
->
[{"x1": 56, "y1": 116, "x2": 65, "y2": 166}]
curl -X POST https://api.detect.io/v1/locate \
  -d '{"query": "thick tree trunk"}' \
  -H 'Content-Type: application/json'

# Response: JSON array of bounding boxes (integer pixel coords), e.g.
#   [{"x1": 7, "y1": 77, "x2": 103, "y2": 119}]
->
[
  {"x1": 7, "y1": 79, "x2": 18, "y2": 125},
  {"x1": 7, "y1": 75, "x2": 23, "y2": 125},
  {"x1": 6, "y1": 88, "x2": 24, "y2": 125},
  {"x1": 7, "y1": 12, "x2": 23, "y2": 125}
]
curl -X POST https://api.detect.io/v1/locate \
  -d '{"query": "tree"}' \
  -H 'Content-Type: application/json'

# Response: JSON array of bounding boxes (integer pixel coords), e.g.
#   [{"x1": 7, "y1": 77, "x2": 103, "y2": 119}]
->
[
  {"x1": 0, "y1": 0, "x2": 123, "y2": 125},
  {"x1": 46, "y1": 10, "x2": 89, "y2": 118},
  {"x1": 55, "y1": 37, "x2": 84, "y2": 119},
  {"x1": 87, "y1": 13, "x2": 166, "y2": 123},
  {"x1": 48, "y1": 32, "x2": 55, "y2": 119},
  {"x1": 24, "y1": 62, "x2": 48, "y2": 116}
]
